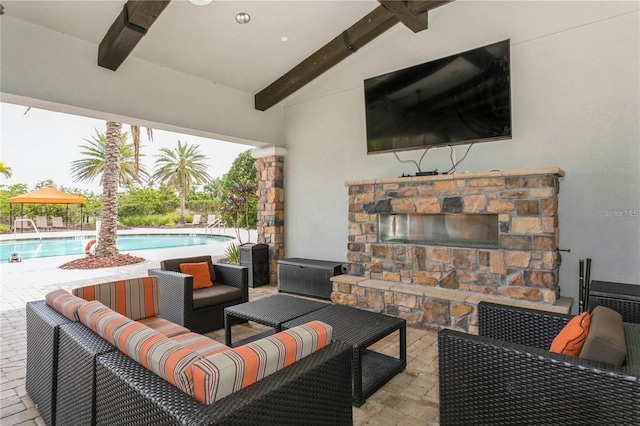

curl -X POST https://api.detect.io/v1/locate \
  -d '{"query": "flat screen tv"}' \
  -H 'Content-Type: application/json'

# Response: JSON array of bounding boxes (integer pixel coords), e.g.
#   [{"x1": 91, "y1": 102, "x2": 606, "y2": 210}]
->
[{"x1": 365, "y1": 40, "x2": 511, "y2": 154}]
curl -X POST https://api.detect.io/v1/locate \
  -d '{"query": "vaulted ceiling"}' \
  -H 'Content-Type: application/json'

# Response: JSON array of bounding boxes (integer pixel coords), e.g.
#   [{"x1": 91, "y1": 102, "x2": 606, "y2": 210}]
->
[{"x1": 2, "y1": 0, "x2": 450, "y2": 111}]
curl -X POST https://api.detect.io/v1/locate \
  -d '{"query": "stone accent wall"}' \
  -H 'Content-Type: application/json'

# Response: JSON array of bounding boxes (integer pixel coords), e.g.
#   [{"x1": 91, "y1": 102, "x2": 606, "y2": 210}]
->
[
  {"x1": 333, "y1": 168, "x2": 570, "y2": 333},
  {"x1": 255, "y1": 156, "x2": 285, "y2": 285}
]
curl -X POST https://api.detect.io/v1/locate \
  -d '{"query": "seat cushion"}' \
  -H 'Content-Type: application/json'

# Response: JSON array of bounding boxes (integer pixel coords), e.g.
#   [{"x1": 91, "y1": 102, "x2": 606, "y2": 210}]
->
[
  {"x1": 192, "y1": 284, "x2": 242, "y2": 310},
  {"x1": 179, "y1": 262, "x2": 213, "y2": 289},
  {"x1": 579, "y1": 306, "x2": 627, "y2": 366},
  {"x1": 191, "y1": 321, "x2": 332, "y2": 404},
  {"x1": 550, "y1": 311, "x2": 591, "y2": 356},
  {"x1": 72, "y1": 276, "x2": 160, "y2": 321},
  {"x1": 160, "y1": 256, "x2": 216, "y2": 282}
]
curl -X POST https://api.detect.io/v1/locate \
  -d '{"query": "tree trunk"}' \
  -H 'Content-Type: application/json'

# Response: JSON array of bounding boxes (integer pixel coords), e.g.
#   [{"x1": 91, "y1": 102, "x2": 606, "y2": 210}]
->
[
  {"x1": 179, "y1": 188, "x2": 186, "y2": 224},
  {"x1": 96, "y1": 121, "x2": 121, "y2": 257}
]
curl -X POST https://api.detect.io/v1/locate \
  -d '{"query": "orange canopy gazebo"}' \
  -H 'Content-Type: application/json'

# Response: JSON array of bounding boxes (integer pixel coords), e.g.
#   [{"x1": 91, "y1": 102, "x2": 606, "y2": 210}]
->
[{"x1": 10, "y1": 187, "x2": 87, "y2": 230}]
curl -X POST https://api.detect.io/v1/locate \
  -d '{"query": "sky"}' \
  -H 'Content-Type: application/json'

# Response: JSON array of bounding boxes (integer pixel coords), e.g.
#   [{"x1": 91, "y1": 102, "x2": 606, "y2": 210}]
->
[{"x1": 0, "y1": 102, "x2": 251, "y2": 193}]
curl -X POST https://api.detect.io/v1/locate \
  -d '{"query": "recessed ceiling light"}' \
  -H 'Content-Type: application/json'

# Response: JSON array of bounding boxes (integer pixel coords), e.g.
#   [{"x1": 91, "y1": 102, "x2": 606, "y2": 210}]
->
[
  {"x1": 235, "y1": 12, "x2": 250, "y2": 24},
  {"x1": 281, "y1": 36, "x2": 288, "y2": 42},
  {"x1": 189, "y1": 0, "x2": 212, "y2": 6}
]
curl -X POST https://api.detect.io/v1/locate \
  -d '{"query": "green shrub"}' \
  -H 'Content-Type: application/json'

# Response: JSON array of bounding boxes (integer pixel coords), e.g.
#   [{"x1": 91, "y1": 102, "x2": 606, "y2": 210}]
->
[
  {"x1": 119, "y1": 213, "x2": 181, "y2": 227},
  {"x1": 224, "y1": 243, "x2": 240, "y2": 265}
]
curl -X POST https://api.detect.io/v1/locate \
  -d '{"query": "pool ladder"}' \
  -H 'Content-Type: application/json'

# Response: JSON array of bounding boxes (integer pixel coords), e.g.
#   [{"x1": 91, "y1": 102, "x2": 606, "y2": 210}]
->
[{"x1": 13, "y1": 219, "x2": 42, "y2": 241}]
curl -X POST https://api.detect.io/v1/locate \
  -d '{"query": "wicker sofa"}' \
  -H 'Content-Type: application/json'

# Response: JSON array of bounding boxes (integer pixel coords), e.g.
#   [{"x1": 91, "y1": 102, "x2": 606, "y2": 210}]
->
[
  {"x1": 438, "y1": 302, "x2": 640, "y2": 425},
  {"x1": 148, "y1": 255, "x2": 249, "y2": 333},
  {"x1": 26, "y1": 278, "x2": 353, "y2": 426}
]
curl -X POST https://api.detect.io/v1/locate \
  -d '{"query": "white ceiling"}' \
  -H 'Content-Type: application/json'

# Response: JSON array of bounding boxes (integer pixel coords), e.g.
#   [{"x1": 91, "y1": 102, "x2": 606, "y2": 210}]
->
[{"x1": 3, "y1": 0, "x2": 380, "y2": 95}]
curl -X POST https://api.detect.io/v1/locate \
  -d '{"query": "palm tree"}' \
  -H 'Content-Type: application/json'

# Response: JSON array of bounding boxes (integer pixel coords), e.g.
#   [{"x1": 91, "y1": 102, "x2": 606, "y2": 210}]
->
[
  {"x1": 0, "y1": 162, "x2": 12, "y2": 178},
  {"x1": 130, "y1": 125, "x2": 153, "y2": 173},
  {"x1": 152, "y1": 141, "x2": 212, "y2": 224},
  {"x1": 70, "y1": 128, "x2": 149, "y2": 187},
  {"x1": 95, "y1": 121, "x2": 122, "y2": 257}
]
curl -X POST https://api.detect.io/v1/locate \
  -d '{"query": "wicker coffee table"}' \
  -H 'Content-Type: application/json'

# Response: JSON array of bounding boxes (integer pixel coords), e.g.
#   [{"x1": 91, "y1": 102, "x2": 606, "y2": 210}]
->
[
  {"x1": 282, "y1": 304, "x2": 406, "y2": 407},
  {"x1": 224, "y1": 294, "x2": 329, "y2": 346}
]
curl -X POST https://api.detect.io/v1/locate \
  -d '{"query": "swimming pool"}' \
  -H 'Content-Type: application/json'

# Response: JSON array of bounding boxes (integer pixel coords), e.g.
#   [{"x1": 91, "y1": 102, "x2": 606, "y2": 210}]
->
[{"x1": 0, "y1": 234, "x2": 234, "y2": 263}]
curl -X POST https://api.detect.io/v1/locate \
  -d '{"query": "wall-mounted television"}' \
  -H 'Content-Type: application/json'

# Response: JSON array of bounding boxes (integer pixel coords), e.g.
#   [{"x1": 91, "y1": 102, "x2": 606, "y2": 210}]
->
[{"x1": 364, "y1": 40, "x2": 511, "y2": 154}]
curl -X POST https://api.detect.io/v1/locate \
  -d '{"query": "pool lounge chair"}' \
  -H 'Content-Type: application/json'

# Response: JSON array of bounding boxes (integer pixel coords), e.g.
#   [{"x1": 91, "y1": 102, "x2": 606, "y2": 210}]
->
[
  {"x1": 192, "y1": 214, "x2": 201, "y2": 226},
  {"x1": 35, "y1": 216, "x2": 50, "y2": 231},
  {"x1": 51, "y1": 217, "x2": 65, "y2": 231}
]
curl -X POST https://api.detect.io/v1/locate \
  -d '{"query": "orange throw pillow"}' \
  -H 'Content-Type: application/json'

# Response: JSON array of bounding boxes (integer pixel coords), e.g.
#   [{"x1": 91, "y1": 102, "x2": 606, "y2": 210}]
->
[
  {"x1": 549, "y1": 312, "x2": 591, "y2": 356},
  {"x1": 179, "y1": 262, "x2": 213, "y2": 289}
]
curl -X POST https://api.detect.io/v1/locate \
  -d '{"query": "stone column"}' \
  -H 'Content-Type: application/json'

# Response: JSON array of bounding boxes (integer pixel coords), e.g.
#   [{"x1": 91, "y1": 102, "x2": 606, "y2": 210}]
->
[{"x1": 252, "y1": 146, "x2": 287, "y2": 285}]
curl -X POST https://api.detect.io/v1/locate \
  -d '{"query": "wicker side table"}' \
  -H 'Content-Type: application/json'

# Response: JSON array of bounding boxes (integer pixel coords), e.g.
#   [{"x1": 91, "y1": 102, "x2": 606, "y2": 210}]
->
[
  {"x1": 224, "y1": 294, "x2": 329, "y2": 346},
  {"x1": 283, "y1": 304, "x2": 407, "y2": 407},
  {"x1": 589, "y1": 280, "x2": 640, "y2": 323}
]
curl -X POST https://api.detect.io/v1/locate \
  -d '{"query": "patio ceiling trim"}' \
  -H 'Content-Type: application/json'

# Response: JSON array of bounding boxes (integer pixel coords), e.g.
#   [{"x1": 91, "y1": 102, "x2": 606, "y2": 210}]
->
[
  {"x1": 98, "y1": 0, "x2": 172, "y2": 71},
  {"x1": 254, "y1": 0, "x2": 453, "y2": 111}
]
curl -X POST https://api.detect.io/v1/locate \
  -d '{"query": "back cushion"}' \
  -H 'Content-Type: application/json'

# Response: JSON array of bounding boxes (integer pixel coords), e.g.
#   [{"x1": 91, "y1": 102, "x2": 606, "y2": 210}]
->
[
  {"x1": 172, "y1": 332, "x2": 230, "y2": 358},
  {"x1": 179, "y1": 262, "x2": 214, "y2": 289},
  {"x1": 549, "y1": 311, "x2": 591, "y2": 356},
  {"x1": 580, "y1": 306, "x2": 627, "y2": 366},
  {"x1": 45, "y1": 289, "x2": 89, "y2": 321},
  {"x1": 72, "y1": 276, "x2": 160, "y2": 320},
  {"x1": 137, "y1": 316, "x2": 189, "y2": 338},
  {"x1": 161, "y1": 256, "x2": 216, "y2": 282},
  {"x1": 78, "y1": 300, "x2": 199, "y2": 396},
  {"x1": 191, "y1": 321, "x2": 332, "y2": 404}
]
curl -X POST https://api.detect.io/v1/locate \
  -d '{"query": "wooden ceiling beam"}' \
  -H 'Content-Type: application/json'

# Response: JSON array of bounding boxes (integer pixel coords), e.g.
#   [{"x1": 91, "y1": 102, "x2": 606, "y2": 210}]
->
[
  {"x1": 379, "y1": 1, "x2": 428, "y2": 33},
  {"x1": 255, "y1": 1, "x2": 452, "y2": 111},
  {"x1": 98, "y1": 0, "x2": 171, "y2": 71}
]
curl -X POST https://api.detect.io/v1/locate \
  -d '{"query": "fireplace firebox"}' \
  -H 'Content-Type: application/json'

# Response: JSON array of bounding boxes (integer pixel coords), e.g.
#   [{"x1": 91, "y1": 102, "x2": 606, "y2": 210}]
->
[{"x1": 379, "y1": 213, "x2": 499, "y2": 248}]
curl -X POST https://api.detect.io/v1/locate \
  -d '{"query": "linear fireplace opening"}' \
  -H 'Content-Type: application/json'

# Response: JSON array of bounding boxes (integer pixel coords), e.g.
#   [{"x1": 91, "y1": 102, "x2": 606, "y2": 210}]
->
[{"x1": 378, "y1": 213, "x2": 499, "y2": 248}]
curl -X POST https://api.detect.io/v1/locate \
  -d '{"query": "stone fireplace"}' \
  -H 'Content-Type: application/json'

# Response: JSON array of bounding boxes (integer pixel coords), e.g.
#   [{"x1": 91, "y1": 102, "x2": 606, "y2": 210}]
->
[{"x1": 331, "y1": 167, "x2": 572, "y2": 333}]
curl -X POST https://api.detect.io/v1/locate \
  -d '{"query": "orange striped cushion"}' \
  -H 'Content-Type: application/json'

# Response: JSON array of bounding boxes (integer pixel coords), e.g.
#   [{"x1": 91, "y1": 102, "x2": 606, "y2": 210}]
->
[
  {"x1": 72, "y1": 276, "x2": 160, "y2": 320},
  {"x1": 79, "y1": 301, "x2": 199, "y2": 395},
  {"x1": 137, "y1": 317, "x2": 190, "y2": 338},
  {"x1": 192, "y1": 321, "x2": 332, "y2": 404},
  {"x1": 78, "y1": 301, "x2": 132, "y2": 342},
  {"x1": 45, "y1": 289, "x2": 89, "y2": 321},
  {"x1": 172, "y1": 332, "x2": 230, "y2": 358}
]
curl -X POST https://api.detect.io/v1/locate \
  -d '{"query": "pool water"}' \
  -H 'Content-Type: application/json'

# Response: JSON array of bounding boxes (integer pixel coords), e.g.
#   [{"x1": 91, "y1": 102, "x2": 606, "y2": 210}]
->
[{"x1": 0, "y1": 234, "x2": 233, "y2": 263}]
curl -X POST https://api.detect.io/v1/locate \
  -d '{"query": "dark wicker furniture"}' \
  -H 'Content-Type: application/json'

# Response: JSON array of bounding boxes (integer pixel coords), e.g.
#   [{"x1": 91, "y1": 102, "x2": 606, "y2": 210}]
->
[
  {"x1": 148, "y1": 255, "x2": 249, "y2": 333},
  {"x1": 278, "y1": 257, "x2": 344, "y2": 299},
  {"x1": 26, "y1": 299, "x2": 354, "y2": 425},
  {"x1": 283, "y1": 304, "x2": 407, "y2": 407},
  {"x1": 438, "y1": 302, "x2": 640, "y2": 425},
  {"x1": 589, "y1": 280, "x2": 640, "y2": 323},
  {"x1": 25, "y1": 301, "x2": 73, "y2": 426},
  {"x1": 224, "y1": 294, "x2": 329, "y2": 346}
]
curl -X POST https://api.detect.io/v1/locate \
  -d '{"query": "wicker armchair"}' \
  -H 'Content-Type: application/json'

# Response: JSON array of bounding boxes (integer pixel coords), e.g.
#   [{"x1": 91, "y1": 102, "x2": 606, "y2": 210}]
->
[
  {"x1": 149, "y1": 255, "x2": 248, "y2": 333},
  {"x1": 438, "y1": 302, "x2": 640, "y2": 425}
]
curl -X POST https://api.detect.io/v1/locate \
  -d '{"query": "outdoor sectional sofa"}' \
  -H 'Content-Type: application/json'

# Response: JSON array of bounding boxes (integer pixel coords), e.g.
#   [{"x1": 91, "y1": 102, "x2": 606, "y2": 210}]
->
[
  {"x1": 438, "y1": 302, "x2": 640, "y2": 425},
  {"x1": 26, "y1": 277, "x2": 353, "y2": 425}
]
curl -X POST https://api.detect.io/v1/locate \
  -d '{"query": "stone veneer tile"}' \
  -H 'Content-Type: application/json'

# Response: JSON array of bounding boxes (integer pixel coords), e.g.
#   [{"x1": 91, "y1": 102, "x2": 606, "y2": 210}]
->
[
  {"x1": 360, "y1": 279, "x2": 394, "y2": 291},
  {"x1": 330, "y1": 275, "x2": 366, "y2": 285},
  {"x1": 420, "y1": 287, "x2": 468, "y2": 303}
]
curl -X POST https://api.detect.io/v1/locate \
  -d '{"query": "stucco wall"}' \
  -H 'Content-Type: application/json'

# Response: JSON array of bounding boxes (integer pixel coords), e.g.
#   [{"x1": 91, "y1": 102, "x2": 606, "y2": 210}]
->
[
  {"x1": 282, "y1": 1, "x2": 640, "y2": 311},
  {"x1": 0, "y1": 16, "x2": 281, "y2": 147}
]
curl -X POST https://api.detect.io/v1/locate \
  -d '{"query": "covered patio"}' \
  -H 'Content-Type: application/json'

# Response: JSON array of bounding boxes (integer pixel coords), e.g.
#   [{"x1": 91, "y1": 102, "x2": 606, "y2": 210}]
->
[{"x1": 1, "y1": 1, "x2": 638, "y2": 424}]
